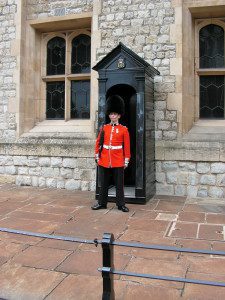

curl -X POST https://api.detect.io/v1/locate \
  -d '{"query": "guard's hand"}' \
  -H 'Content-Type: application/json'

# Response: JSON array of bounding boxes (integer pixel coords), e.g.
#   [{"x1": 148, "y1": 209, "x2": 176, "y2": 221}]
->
[{"x1": 124, "y1": 163, "x2": 128, "y2": 169}]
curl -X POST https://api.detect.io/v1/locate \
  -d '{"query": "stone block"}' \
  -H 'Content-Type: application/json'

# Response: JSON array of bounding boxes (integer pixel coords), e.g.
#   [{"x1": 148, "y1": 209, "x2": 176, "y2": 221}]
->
[
  {"x1": 166, "y1": 172, "x2": 177, "y2": 184},
  {"x1": 65, "y1": 179, "x2": 80, "y2": 190},
  {"x1": 41, "y1": 167, "x2": 55, "y2": 178},
  {"x1": 188, "y1": 173, "x2": 199, "y2": 185},
  {"x1": 27, "y1": 156, "x2": 39, "y2": 167},
  {"x1": 211, "y1": 163, "x2": 225, "y2": 174},
  {"x1": 156, "y1": 183, "x2": 174, "y2": 195},
  {"x1": 179, "y1": 162, "x2": 196, "y2": 171},
  {"x1": 57, "y1": 180, "x2": 65, "y2": 189},
  {"x1": 217, "y1": 175, "x2": 225, "y2": 187},
  {"x1": 197, "y1": 163, "x2": 210, "y2": 174},
  {"x1": 163, "y1": 131, "x2": 177, "y2": 140},
  {"x1": 51, "y1": 157, "x2": 62, "y2": 167},
  {"x1": 46, "y1": 178, "x2": 57, "y2": 188},
  {"x1": 175, "y1": 185, "x2": 186, "y2": 196},
  {"x1": 208, "y1": 187, "x2": 224, "y2": 198},
  {"x1": 156, "y1": 172, "x2": 166, "y2": 183},
  {"x1": 63, "y1": 158, "x2": 77, "y2": 168},
  {"x1": 187, "y1": 186, "x2": 198, "y2": 198},
  {"x1": 200, "y1": 175, "x2": 216, "y2": 186},
  {"x1": 162, "y1": 161, "x2": 178, "y2": 171},
  {"x1": 13, "y1": 156, "x2": 27, "y2": 166},
  {"x1": 38, "y1": 177, "x2": 46, "y2": 187},
  {"x1": 81, "y1": 181, "x2": 89, "y2": 191},
  {"x1": 18, "y1": 167, "x2": 28, "y2": 175},
  {"x1": 16, "y1": 176, "x2": 32, "y2": 186},
  {"x1": 197, "y1": 187, "x2": 208, "y2": 198},
  {"x1": 31, "y1": 176, "x2": 39, "y2": 187},
  {"x1": 155, "y1": 110, "x2": 164, "y2": 121},
  {"x1": 177, "y1": 172, "x2": 188, "y2": 184},
  {"x1": 60, "y1": 168, "x2": 73, "y2": 179},
  {"x1": 5, "y1": 165, "x2": 16, "y2": 175},
  {"x1": 39, "y1": 157, "x2": 51, "y2": 167},
  {"x1": 29, "y1": 167, "x2": 41, "y2": 176}
]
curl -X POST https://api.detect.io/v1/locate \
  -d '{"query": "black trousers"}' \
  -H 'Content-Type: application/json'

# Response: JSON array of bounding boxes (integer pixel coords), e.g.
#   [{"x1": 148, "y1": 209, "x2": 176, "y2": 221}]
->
[{"x1": 98, "y1": 166, "x2": 125, "y2": 207}]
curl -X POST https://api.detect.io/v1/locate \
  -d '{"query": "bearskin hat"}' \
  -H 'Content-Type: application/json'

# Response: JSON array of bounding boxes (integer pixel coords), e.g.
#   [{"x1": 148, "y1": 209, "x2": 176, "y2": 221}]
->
[{"x1": 106, "y1": 95, "x2": 125, "y2": 115}]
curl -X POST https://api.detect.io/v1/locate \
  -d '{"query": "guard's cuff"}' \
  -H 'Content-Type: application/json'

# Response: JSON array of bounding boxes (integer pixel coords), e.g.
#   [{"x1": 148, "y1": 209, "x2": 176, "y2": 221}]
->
[
  {"x1": 124, "y1": 158, "x2": 129, "y2": 166},
  {"x1": 95, "y1": 154, "x2": 99, "y2": 160}
]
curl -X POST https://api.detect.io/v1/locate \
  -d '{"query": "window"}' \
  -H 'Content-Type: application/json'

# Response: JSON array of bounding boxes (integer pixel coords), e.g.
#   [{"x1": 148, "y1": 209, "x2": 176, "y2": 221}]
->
[
  {"x1": 198, "y1": 23, "x2": 225, "y2": 119},
  {"x1": 43, "y1": 31, "x2": 91, "y2": 120}
]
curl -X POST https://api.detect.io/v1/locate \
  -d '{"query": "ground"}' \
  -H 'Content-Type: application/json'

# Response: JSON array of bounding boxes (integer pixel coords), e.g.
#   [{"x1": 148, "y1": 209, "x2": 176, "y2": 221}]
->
[{"x1": 0, "y1": 184, "x2": 225, "y2": 299}]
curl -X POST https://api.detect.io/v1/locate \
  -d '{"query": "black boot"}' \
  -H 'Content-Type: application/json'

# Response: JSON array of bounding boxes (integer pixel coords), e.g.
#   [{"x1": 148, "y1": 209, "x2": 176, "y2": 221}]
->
[
  {"x1": 118, "y1": 205, "x2": 129, "y2": 212},
  {"x1": 91, "y1": 203, "x2": 107, "y2": 210}
]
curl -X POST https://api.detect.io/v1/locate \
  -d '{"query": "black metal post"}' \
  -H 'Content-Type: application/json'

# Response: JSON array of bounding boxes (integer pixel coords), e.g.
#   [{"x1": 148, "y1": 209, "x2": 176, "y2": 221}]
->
[{"x1": 101, "y1": 233, "x2": 115, "y2": 300}]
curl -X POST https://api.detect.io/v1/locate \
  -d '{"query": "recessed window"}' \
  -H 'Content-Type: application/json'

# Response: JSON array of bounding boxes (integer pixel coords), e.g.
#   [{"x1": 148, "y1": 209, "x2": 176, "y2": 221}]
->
[
  {"x1": 199, "y1": 24, "x2": 225, "y2": 119},
  {"x1": 43, "y1": 32, "x2": 91, "y2": 120}
]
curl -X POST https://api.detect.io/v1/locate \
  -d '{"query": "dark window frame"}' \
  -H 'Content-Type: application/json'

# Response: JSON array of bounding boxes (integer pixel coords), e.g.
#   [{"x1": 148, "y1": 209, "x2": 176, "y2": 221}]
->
[{"x1": 42, "y1": 31, "x2": 91, "y2": 121}]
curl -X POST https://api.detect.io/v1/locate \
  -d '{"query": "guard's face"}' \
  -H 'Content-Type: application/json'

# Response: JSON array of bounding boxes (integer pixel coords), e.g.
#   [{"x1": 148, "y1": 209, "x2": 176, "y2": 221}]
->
[{"x1": 109, "y1": 112, "x2": 121, "y2": 123}]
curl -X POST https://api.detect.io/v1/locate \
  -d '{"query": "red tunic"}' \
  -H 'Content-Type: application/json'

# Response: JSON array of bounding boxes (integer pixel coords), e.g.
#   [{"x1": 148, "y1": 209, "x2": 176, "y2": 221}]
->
[{"x1": 95, "y1": 123, "x2": 131, "y2": 168}]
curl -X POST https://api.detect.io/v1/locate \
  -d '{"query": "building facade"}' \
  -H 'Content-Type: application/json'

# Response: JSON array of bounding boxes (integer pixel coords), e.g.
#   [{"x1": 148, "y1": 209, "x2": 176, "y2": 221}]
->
[{"x1": 0, "y1": 0, "x2": 225, "y2": 199}]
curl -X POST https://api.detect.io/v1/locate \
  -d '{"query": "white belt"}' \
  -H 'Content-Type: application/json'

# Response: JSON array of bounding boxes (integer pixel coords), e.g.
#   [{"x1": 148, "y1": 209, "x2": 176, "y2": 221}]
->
[{"x1": 103, "y1": 144, "x2": 123, "y2": 150}]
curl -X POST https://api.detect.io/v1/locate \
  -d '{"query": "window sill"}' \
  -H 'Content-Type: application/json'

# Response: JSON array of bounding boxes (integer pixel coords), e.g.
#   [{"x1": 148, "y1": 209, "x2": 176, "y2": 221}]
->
[
  {"x1": 20, "y1": 120, "x2": 95, "y2": 140},
  {"x1": 183, "y1": 120, "x2": 225, "y2": 141}
]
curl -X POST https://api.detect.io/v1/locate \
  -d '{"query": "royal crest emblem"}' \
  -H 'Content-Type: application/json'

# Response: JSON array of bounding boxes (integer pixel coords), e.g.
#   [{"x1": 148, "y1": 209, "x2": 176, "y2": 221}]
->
[{"x1": 117, "y1": 57, "x2": 126, "y2": 69}]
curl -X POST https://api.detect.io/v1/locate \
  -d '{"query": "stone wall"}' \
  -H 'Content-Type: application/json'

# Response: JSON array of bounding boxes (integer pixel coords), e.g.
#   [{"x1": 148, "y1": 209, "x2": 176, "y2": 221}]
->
[
  {"x1": 0, "y1": 0, "x2": 17, "y2": 143},
  {"x1": 156, "y1": 161, "x2": 225, "y2": 198},
  {"x1": 98, "y1": 0, "x2": 178, "y2": 141},
  {"x1": 0, "y1": 154, "x2": 96, "y2": 190},
  {"x1": 26, "y1": 0, "x2": 93, "y2": 20}
]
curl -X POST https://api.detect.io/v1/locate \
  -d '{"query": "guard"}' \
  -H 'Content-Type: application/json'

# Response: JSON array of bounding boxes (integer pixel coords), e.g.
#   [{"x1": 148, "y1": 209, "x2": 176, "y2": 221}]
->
[{"x1": 92, "y1": 95, "x2": 130, "y2": 212}]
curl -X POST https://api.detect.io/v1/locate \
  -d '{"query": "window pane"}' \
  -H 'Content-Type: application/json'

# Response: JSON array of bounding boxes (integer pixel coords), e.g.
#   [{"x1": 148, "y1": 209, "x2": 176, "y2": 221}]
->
[
  {"x1": 200, "y1": 76, "x2": 224, "y2": 119},
  {"x1": 71, "y1": 35, "x2": 91, "y2": 74},
  {"x1": 200, "y1": 24, "x2": 224, "y2": 68},
  {"x1": 71, "y1": 80, "x2": 90, "y2": 119},
  {"x1": 46, "y1": 82, "x2": 65, "y2": 119},
  {"x1": 47, "y1": 37, "x2": 65, "y2": 75}
]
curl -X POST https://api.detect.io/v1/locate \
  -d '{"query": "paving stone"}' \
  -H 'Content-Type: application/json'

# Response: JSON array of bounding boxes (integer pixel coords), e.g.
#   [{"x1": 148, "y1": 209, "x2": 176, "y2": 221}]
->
[
  {"x1": 156, "y1": 213, "x2": 178, "y2": 221},
  {"x1": 0, "y1": 217, "x2": 60, "y2": 234},
  {"x1": 0, "y1": 232, "x2": 43, "y2": 245},
  {"x1": 178, "y1": 211, "x2": 205, "y2": 223},
  {"x1": 175, "y1": 239, "x2": 212, "y2": 258},
  {"x1": 212, "y1": 241, "x2": 225, "y2": 252},
  {"x1": 124, "y1": 283, "x2": 182, "y2": 300},
  {"x1": 0, "y1": 202, "x2": 28, "y2": 215},
  {"x1": 123, "y1": 257, "x2": 187, "y2": 289},
  {"x1": 12, "y1": 245, "x2": 72, "y2": 270},
  {"x1": 154, "y1": 201, "x2": 184, "y2": 213},
  {"x1": 0, "y1": 184, "x2": 225, "y2": 299},
  {"x1": 127, "y1": 218, "x2": 170, "y2": 232},
  {"x1": 198, "y1": 224, "x2": 224, "y2": 241},
  {"x1": 0, "y1": 240, "x2": 27, "y2": 258},
  {"x1": 56, "y1": 250, "x2": 131, "y2": 276},
  {"x1": 17, "y1": 203, "x2": 77, "y2": 215},
  {"x1": 183, "y1": 204, "x2": 225, "y2": 213},
  {"x1": 167, "y1": 222, "x2": 198, "y2": 239},
  {"x1": 0, "y1": 262, "x2": 66, "y2": 300},
  {"x1": 45, "y1": 274, "x2": 102, "y2": 300},
  {"x1": 183, "y1": 272, "x2": 225, "y2": 300},
  {"x1": 7, "y1": 211, "x2": 69, "y2": 223},
  {"x1": 131, "y1": 210, "x2": 158, "y2": 219},
  {"x1": 206, "y1": 213, "x2": 225, "y2": 225},
  {"x1": 37, "y1": 238, "x2": 80, "y2": 251}
]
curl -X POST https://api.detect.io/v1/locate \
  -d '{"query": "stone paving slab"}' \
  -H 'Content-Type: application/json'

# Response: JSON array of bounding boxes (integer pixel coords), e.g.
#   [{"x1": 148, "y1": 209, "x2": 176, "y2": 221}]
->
[{"x1": 0, "y1": 184, "x2": 225, "y2": 299}]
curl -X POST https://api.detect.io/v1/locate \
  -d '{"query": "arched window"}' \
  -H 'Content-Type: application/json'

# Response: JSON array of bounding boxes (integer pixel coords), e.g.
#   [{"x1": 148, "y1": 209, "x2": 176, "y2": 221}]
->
[
  {"x1": 71, "y1": 34, "x2": 91, "y2": 74},
  {"x1": 47, "y1": 37, "x2": 65, "y2": 75},
  {"x1": 199, "y1": 24, "x2": 225, "y2": 119}
]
